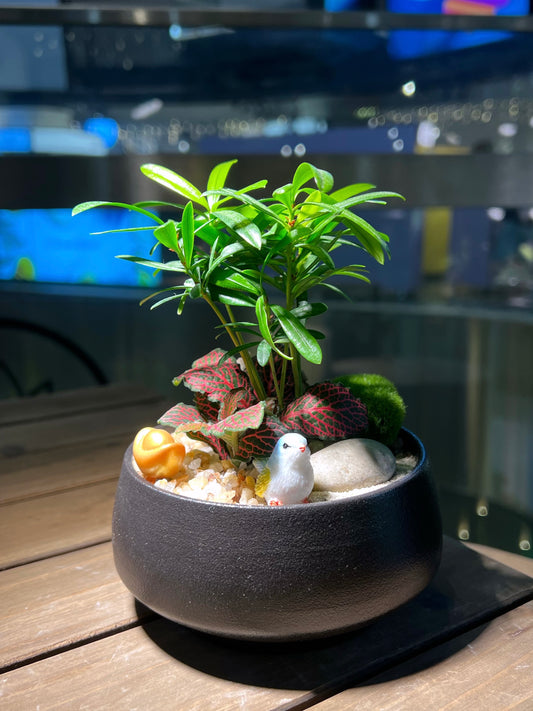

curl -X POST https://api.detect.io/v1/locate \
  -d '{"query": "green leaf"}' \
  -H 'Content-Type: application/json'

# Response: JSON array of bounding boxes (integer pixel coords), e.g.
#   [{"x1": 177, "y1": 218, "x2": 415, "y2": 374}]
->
[
  {"x1": 292, "y1": 163, "x2": 334, "y2": 195},
  {"x1": 140, "y1": 164, "x2": 208, "y2": 208},
  {"x1": 206, "y1": 159, "x2": 238, "y2": 208},
  {"x1": 139, "y1": 285, "x2": 185, "y2": 306},
  {"x1": 181, "y1": 202, "x2": 195, "y2": 268},
  {"x1": 255, "y1": 295, "x2": 289, "y2": 360},
  {"x1": 90, "y1": 226, "x2": 157, "y2": 235},
  {"x1": 330, "y1": 183, "x2": 375, "y2": 201},
  {"x1": 338, "y1": 211, "x2": 389, "y2": 264},
  {"x1": 270, "y1": 304, "x2": 322, "y2": 365},
  {"x1": 134, "y1": 200, "x2": 184, "y2": 210},
  {"x1": 295, "y1": 240, "x2": 335, "y2": 270},
  {"x1": 204, "y1": 188, "x2": 284, "y2": 226},
  {"x1": 210, "y1": 267, "x2": 261, "y2": 295},
  {"x1": 335, "y1": 190, "x2": 404, "y2": 210},
  {"x1": 220, "y1": 341, "x2": 262, "y2": 361},
  {"x1": 149, "y1": 293, "x2": 187, "y2": 310},
  {"x1": 272, "y1": 183, "x2": 294, "y2": 210},
  {"x1": 205, "y1": 242, "x2": 244, "y2": 280},
  {"x1": 153, "y1": 220, "x2": 179, "y2": 252},
  {"x1": 72, "y1": 200, "x2": 163, "y2": 224},
  {"x1": 290, "y1": 301, "x2": 328, "y2": 320},
  {"x1": 212, "y1": 209, "x2": 262, "y2": 249},
  {"x1": 210, "y1": 288, "x2": 257, "y2": 308},
  {"x1": 256, "y1": 340, "x2": 272, "y2": 367},
  {"x1": 116, "y1": 255, "x2": 187, "y2": 272}
]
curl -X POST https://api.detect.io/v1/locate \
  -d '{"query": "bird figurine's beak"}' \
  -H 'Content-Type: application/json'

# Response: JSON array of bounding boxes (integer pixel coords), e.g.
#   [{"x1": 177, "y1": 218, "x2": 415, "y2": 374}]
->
[{"x1": 300, "y1": 446, "x2": 306, "y2": 453}]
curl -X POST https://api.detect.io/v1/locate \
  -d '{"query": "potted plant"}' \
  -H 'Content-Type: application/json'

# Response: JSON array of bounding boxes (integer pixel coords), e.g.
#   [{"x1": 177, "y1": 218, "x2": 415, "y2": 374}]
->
[{"x1": 73, "y1": 160, "x2": 442, "y2": 641}]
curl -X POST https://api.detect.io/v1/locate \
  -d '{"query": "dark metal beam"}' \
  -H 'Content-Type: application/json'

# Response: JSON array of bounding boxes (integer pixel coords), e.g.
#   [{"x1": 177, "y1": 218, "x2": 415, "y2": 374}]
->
[
  {"x1": 2, "y1": 153, "x2": 533, "y2": 209},
  {"x1": 0, "y1": 6, "x2": 533, "y2": 31}
]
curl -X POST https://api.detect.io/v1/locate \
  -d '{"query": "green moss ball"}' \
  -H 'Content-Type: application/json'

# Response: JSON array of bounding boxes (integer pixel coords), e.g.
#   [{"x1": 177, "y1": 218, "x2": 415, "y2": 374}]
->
[{"x1": 334, "y1": 373, "x2": 406, "y2": 447}]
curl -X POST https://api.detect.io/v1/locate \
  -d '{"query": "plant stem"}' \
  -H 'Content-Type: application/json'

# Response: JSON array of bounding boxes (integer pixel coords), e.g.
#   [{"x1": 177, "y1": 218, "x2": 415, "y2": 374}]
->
[
  {"x1": 225, "y1": 305, "x2": 267, "y2": 401},
  {"x1": 268, "y1": 353, "x2": 283, "y2": 412},
  {"x1": 290, "y1": 343, "x2": 303, "y2": 398},
  {"x1": 285, "y1": 246, "x2": 304, "y2": 398},
  {"x1": 202, "y1": 294, "x2": 267, "y2": 401}
]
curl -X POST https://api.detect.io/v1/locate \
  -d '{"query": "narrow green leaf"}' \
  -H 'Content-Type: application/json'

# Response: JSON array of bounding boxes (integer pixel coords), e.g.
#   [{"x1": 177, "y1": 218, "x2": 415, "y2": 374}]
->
[
  {"x1": 139, "y1": 285, "x2": 185, "y2": 306},
  {"x1": 204, "y1": 242, "x2": 244, "y2": 280},
  {"x1": 177, "y1": 291, "x2": 188, "y2": 315},
  {"x1": 221, "y1": 341, "x2": 263, "y2": 362},
  {"x1": 210, "y1": 268, "x2": 261, "y2": 295},
  {"x1": 72, "y1": 200, "x2": 163, "y2": 224},
  {"x1": 295, "y1": 240, "x2": 335, "y2": 270},
  {"x1": 211, "y1": 289, "x2": 257, "y2": 308},
  {"x1": 256, "y1": 340, "x2": 271, "y2": 367},
  {"x1": 204, "y1": 189, "x2": 284, "y2": 226},
  {"x1": 153, "y1": 220, "x2": 179, "y2": 252},
  {"x1": 181, "y1": 202, "x2": 195, "y2": 267},
  {"x1": 308, "y1": 164, "x2": 334, "y2": 193},
  {"x1": 272, "y1": 183, "x2": 294, "y2": 210},
  {"x1": 271, "y1": 304, "x2": 322, "y2": 365},
  {"x1": 149, "y1": 293, "x2": 187, "y2": 310},
  {"x1": 206, "y1": 159, "x2": 238, "y2": 208},
  {"x1": 116, "y1": 255, "x2": 186, "y2": 273},
  {"x1": 135, "y1": 200, "x2": 184, "y2": 210},
  {"x1": 330, "y1": 183, "x2": 375, "y2": 201},
  {"x1": 292, "y1": 163, "x2": 315, "y2": 191},
  {"x1": 212, "y1": 209, "x2": 262, "y2": 249},
  {"x1": 327, "y1": 267, "x2": 371, "y2": 283},
  {"x1": 290, "y1": 301, "x2": 328, "y2": 319},
  {"x1": 336, "y1": 190, "x2": 404, "y2": 210},
  {"x1": 338, "y1": 211, "x2": 388, "y2": 264},
  {"x1": 90, "y1": 226, "x2": 156, "y2": 235},
  {"x1": 238, "y1": 179, "x2": 268, "y2": 193},
  {"x1": 140, "y1": 164, "x2": 208, "y2": 208},
  {"x1": 255, "y1": 296, "x2": 289, "y2": 359}
]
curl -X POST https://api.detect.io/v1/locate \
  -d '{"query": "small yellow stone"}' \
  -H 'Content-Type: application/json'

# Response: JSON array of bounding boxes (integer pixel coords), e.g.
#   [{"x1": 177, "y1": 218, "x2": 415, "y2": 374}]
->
[{"x1": 132, "y1": 427, "x2": 186, "y2": 481}]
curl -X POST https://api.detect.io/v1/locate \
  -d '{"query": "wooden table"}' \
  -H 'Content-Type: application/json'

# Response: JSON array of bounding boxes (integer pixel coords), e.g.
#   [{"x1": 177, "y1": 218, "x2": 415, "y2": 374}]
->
[{"x1": 1, "y1": 384, "x2": 533, "y2": 710}]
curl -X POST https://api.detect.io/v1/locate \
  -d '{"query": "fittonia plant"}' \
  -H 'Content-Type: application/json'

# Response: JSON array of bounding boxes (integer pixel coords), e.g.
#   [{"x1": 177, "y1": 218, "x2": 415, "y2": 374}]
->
[{"x1": 73, "y1": 160, "x2": 404, "y2": 459}]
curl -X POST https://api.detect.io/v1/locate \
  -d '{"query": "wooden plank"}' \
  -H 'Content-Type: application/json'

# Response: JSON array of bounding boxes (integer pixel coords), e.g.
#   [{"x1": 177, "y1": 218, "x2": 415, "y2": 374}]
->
[
  {"x1": 310, "y1": 601, "x2": 533, "y2": 711},
  {"x1": 0, "y1": 480, "x2": 116, "y2": 570},
  {"x1": 0, "y1": 620, "x2": 301, "y2": 711},
  {"x1": 0, "y1": 398, "x2": 169, "y2": 459},
  {"x1": 466, "y1": 542, "x2": 533, "y2": 579},
  {"x1": 0, "y1": 542, "x2": 155, "y2": 671},
  {"x1": 2, "y1": 539, "x2": 533, "y2": 708},
  {"x1": 2, "y1": 569, "x2": 533, "y2": 711},
  {"x1": 0, "y1": 383, "x2": 162, "y2": 427},
  {"x1": 0, "y1": 434, "x2": 129, "y2": 503}
]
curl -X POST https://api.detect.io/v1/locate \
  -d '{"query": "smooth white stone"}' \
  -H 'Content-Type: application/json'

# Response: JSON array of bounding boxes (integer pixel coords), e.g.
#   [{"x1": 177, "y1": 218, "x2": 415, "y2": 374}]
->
[{"x1": 311, "y1": 438, "x2": 396, "y2": 492}]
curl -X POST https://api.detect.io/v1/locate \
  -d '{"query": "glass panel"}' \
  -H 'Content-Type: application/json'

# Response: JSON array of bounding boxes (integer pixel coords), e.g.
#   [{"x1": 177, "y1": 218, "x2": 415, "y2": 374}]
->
[
  {"x1": 0, "y1": 208, "x2": 161, "y2": 286},
  {"x1": 1, "y1": 25, "x2": 532, "y2": 157}
]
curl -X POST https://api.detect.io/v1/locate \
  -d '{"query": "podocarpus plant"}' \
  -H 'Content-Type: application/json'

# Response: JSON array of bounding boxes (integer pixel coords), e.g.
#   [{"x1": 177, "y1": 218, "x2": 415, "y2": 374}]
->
[{"x1": 73, "y1": 160, "x2": 404, "y2": 460}]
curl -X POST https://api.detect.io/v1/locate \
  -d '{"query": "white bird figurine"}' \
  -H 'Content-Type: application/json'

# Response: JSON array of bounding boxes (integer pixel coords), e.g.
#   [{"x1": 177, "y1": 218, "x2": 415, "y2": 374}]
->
[{"x1": 255, "y1": 432, "x2": 314, "y2": 506}]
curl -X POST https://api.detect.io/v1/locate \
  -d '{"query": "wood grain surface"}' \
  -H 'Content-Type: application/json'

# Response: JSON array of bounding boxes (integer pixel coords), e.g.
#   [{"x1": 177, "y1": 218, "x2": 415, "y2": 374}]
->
[
  {"x1": 0, "y1": 480, "x2": 117, "y2": 569},
  {"x1": 0, "y1": 542, "x2": 152, "y2": 670},
  {"x1": 1, "y1": 384, "x2": 533, "y2": 711},
  {"x1": 312, "y1": 601, "x2": 533, "y2": 710}
]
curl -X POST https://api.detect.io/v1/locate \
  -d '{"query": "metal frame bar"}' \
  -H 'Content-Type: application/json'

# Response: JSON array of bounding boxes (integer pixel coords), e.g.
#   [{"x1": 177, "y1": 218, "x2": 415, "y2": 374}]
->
[{"x1": 0, "y1": 6, "x2": 532, "y2": 31}]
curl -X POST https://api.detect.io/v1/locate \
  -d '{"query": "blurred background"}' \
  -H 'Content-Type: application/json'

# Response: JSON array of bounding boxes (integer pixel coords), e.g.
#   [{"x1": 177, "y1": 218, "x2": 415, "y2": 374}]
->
[{"x1": 0, "y1": 1, "x2": 532, "y2": 556}]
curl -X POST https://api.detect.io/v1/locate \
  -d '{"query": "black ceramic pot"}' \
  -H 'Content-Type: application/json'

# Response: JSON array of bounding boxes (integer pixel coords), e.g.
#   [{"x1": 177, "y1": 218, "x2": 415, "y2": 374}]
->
[{"x1": 112, "y1": 428, "x2": 442, "y2": 642}]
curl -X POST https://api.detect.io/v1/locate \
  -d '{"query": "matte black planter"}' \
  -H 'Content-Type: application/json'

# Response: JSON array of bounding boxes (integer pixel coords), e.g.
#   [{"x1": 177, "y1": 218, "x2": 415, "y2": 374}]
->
[{"x1": 112, "y1": 428, "x2": 442, "y2": 642}]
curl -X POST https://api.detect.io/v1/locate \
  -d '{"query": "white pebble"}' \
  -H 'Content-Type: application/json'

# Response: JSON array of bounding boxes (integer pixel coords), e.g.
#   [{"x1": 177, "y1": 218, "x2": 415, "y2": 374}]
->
[{"x1": 311, "y1": 438, "x2": 396, "y2": 492}]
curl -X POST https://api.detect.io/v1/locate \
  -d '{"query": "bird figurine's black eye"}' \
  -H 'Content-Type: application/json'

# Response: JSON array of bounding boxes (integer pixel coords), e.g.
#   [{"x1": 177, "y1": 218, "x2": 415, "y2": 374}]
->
[{"x1": 282, "y1": 443, "x2": 289, "y2": 449}]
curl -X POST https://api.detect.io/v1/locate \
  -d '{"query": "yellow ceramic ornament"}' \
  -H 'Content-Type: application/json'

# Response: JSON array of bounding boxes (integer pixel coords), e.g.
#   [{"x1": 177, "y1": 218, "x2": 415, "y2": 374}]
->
[{"x1": 132, "y1": 427, "x2": 186, "y2": 481}]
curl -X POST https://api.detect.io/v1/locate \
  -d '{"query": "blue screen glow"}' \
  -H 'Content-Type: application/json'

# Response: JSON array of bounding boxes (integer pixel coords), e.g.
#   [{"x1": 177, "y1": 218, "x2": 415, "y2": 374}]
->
[{"x1": 0, "y1": 207, "x2": 161, "y2": 287}]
